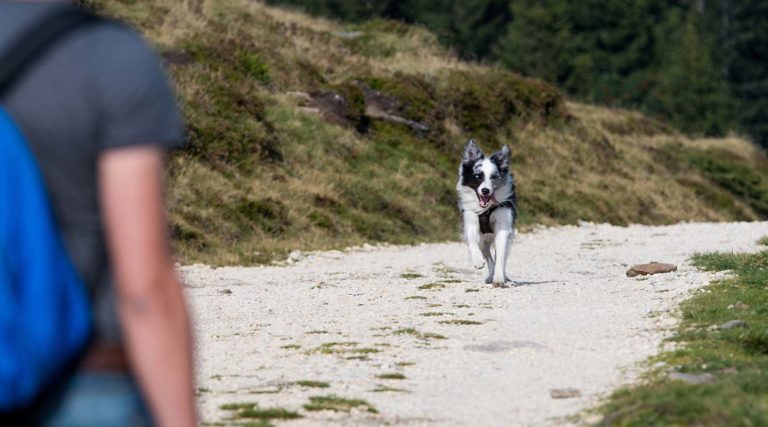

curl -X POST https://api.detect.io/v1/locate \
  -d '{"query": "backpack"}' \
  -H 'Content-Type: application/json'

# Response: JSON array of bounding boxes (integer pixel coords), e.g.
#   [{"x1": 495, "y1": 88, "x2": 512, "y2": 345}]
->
[{"x1": 0, "y1": 7, "x2": 101, "y2": 412}]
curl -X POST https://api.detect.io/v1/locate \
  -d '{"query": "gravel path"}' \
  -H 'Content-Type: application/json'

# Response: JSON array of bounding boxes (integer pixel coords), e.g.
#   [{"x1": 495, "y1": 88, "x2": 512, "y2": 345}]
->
[{"x1": 183, "y1": 221, "x2": 768, "y2": 426}]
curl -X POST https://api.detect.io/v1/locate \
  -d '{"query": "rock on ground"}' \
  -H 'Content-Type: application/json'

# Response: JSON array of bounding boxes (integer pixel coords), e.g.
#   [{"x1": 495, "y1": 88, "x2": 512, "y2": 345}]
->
[{"x1": 181, "y1": 221, "x2": 768, "y2": 427}]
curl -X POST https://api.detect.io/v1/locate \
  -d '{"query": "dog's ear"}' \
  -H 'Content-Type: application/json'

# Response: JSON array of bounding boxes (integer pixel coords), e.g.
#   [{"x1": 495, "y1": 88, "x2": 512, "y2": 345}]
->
[
  {"x1": 462, "y1": 139, "x2": 483, "y2": 163},
  {"x1": 491, "y1": 144, "x2": 510, "y2": 171}
]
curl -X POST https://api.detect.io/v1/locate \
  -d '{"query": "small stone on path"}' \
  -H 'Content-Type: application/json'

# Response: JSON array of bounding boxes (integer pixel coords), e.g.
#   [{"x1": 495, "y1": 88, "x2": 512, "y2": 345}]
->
[
  {"x1": 718, "y1": 319, "x2": 747, "y2": 330},
  {"x1": 549, "y1": 388, "x2": 581, "y2": 399},
  {"x1": 668, "y1": 371, "x2": 716, "y2": 384},
  {"x1": 626, "y1": 262, "x2": 677, "y2": 277}
]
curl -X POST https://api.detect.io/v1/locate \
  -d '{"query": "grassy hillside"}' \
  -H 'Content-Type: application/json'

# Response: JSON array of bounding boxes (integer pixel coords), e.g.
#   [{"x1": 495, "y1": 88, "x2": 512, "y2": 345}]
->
[{"x1": 85, "y1": 0, "x2": 768, "y2": 265}]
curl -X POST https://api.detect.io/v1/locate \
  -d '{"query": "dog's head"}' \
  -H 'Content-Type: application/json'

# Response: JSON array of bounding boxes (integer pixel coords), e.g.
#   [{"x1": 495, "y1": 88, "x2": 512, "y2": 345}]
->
[{"x1": 459, "y1": 139, "x2": 511, "y2": 208}]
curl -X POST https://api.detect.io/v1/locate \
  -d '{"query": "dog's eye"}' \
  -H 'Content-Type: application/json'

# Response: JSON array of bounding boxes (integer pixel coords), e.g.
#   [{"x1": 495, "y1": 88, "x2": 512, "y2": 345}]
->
[
  {"x1": 473, "y1": 173, "x2": 482, "y2": 180},
  {"x1": 491, "y1": 174, "x2": 499, "y2": 180}
]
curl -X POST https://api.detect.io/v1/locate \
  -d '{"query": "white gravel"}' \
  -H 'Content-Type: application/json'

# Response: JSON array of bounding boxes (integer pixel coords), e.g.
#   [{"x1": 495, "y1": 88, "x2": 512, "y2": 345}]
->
[{"x1": 182, "y1": 221, "x2": 768, "y2": 426}]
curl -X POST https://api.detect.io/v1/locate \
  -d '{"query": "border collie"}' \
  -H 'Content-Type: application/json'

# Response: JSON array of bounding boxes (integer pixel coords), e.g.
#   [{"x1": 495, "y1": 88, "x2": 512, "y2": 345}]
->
[{"x1": 456, "y1": 139, "x2": 517, "y2": 287}]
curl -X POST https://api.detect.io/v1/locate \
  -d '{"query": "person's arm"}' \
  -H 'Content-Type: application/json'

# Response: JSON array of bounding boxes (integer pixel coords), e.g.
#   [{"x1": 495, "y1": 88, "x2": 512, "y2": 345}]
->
[{"x1": 99, "y1": 146, "x2": 197, "y2": 427}]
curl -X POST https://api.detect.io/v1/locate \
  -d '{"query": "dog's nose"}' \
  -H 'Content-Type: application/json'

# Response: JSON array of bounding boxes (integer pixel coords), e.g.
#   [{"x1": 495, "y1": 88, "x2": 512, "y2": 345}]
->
[{"x1": 481, "y1": 188, "x2": 491, "y2": 196}]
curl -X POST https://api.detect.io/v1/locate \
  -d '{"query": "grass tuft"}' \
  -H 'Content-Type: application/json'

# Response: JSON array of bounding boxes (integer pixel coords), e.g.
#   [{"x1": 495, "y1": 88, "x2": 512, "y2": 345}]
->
[
  {"x1": 303, "y1": 395, "x2": 378, "y2": 413},
  {"x1": 220, "y1": 402, "x2": 302, "y2": 424},
  {"x1": 376, "y1": 373, "x2": 406, "y2": 380},
  {"x1": 393, "y1": 327, "x2": 446, "y2": 340},
  {"x1": 417, "y1": 283, "x2": 446, "y2": 290},
  {"x1": 439, "y1": 319, "x2": 483, "y2": 326},
  {"x1": 295, "y1": 380, "x2": 330, "y2": 388}
]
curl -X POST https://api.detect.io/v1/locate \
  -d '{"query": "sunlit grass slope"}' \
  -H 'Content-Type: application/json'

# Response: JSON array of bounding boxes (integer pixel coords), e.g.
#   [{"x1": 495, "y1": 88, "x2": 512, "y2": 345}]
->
[{"x1": 86, "y1": 0, "x2": 768, "y2": 264}]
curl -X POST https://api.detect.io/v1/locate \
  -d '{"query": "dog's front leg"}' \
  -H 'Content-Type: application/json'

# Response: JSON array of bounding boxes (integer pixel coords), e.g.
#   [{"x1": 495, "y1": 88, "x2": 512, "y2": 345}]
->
[
  {"x1": 463, "y1": 211, "x2": 485, "y2": 269},
  {"x1": 492, "y1": 230, "x2": 510, "y2": 287}
]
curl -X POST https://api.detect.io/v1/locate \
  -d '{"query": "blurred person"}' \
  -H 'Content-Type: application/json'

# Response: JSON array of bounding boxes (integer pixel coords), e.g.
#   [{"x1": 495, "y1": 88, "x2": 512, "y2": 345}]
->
[{"x1": 0, "y1": 1, "x2": 196, "y2": 426}]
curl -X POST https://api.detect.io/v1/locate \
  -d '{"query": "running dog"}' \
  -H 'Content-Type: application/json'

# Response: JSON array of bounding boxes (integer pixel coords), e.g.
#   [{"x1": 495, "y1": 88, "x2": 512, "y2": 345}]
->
[{"x1": 456, "y1": 139, "x2": 517, "y2": 287}]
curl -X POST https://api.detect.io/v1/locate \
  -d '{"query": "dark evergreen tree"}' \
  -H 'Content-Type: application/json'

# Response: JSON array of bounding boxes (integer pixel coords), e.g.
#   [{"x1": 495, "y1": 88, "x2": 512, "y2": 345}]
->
[{"x1": 717, "y1": 0, "x2": 768, "y2": 146}]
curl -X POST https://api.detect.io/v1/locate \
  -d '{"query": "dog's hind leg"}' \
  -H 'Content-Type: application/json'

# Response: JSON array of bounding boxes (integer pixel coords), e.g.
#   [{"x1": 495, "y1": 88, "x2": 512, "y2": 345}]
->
[
  {"x1": 492, "y1": 230, "x2": 510, "y2": 287},
  {"x1": 503, "y1": 231, "x2": 514, "y2": 282},
  {"x1": 490, "y1": 210, "x2": 514, "y2": 287}
]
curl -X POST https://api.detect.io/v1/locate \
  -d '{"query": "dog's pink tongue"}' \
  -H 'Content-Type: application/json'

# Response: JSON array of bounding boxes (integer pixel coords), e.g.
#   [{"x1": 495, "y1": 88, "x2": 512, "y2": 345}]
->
[{"x1": 480, "y1": 195, "x2": 491, "y2": 206}]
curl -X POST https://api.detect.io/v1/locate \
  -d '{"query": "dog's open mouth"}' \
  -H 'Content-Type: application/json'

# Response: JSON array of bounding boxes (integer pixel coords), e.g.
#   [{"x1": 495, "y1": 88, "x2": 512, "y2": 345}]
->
[{"x1": 478, "y1": 193, "x2": 496, "y2": 208}]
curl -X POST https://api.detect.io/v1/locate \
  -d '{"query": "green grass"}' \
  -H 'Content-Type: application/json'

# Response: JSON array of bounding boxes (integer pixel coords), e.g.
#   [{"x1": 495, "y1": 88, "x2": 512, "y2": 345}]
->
[
  {"x1": 465, "y1": 288, "x2": 480, "y2": 293},
  {"x1": 376, "y1": 373, "x2": 406, "y2": 380},
  {"x1": 220, "y1": 402, "x2": 302, "y2": 424},
  {"x1": 350, "y1": 347, "x2": 381, "y2": 354},
  {"x1": 758, "y1": 236, "x2": 768, "y2": 246},
  {"x1": 597, "y1": 248, "x2": 768, "y2": 425},
  {"x1": 310, "y1": 341, "x2": 359, "y2": 355},
  {"x1": 400, "y1": 272, "x2": 424, "y2": 279},
  {"x1": 371, "y1": 385, "x2": 408, "y2": 392},
  {"x1": 295, "y1": 380, "x2": 330, "y2": 388},
  {"x1": 303, "y1": 395, "x2": 378, "y2": 413},
  {"x1": 238, "y1": 407, "x2": 302, "y2": 420},
  {"x1": 404, "y1": 295, "x2": 428, "y2": 300},
  {"x1": 393, "y1": 327, "x2": 446, "y2": 340},
  {"x1": 417, "y1": 283, "x2": 446, "y2": 290},
  {"x1": 439, "y1": 319, "x2": 483, "y2": 325}
]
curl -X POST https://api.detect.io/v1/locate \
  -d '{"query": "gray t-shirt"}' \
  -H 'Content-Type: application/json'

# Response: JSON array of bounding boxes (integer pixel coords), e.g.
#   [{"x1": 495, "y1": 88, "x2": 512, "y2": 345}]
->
[{"x1": 0, "y1": 3, "x2": 185, "y2": 343}]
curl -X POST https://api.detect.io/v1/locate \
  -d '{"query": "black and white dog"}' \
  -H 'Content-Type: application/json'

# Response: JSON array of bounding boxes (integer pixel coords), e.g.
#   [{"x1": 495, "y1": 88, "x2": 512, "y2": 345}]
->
[{"x1": 456, "y1": 139, "x2": 517, "y2": 287}]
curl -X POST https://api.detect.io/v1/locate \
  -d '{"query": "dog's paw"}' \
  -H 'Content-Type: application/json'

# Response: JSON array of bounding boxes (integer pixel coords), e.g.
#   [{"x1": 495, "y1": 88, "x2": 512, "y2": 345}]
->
[
  {"x1": 492, "y1": 275, "x2": 509, "y2": 288},
  {"x1": 484, "y1": 275, "x2": 493, "y2": 284},
  {"x1": 472, "y1": 259, "x2": 486, "y2": 269}
]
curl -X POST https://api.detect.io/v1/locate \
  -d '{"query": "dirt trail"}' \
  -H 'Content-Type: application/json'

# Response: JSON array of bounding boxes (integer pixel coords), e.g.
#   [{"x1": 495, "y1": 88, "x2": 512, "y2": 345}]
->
[{"x1": 183, "y1": 221, "x2": 768, "y2": 426}]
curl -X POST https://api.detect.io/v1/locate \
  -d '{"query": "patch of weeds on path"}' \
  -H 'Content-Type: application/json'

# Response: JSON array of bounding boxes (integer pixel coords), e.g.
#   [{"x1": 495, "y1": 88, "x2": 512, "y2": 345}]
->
[
  {"x1": 420, "y1": 311, "x2": 452, "y2": 317},
  {"x1": 404, "y1": 295, "x2": 428, "y2": 300},
  {"x1": 597, "y1": 249, "x2": 768, "y2": 425},
  {"x1": 758, "y1": 236, "x2": 768, "y2": 246},
  {"x1": 296, "y1": 380, "x2": 330, "y2": 388},
  {"x1": 439, "y1": 278, "x2": 462, "y2": 283},
  {"x1": 417, "y1": 283, "x2": 445, "y2": 290},
  {"x1": 371, "y1": 385, "x2": 409, "y2": 392},
  {"x1": 280, "y1": 344, "x2": 301, "y2": 350},
  {"x1": 346, "y1": 355, "x2": 371, "y2": 361},
  {"x1": 396, "y1": 361, "x2": 416, "y2": 367},
  {"x1": 306, "y1": 330, "x2": 329, "y2": 335},
  {"x1": 376, "y1": 373, "x2": 406, "y2": 380},
  {"x1": 439, "y1": 319, "x2": 483, "y2": 325},
  {"x1": 465, "y1": 288, "x2": 480, "y2": 293},
  {"x1": 393, "y1": 328, "x2": 446, "y2": 340},
  {"x1": 309, "y1": 341, "x2": 358, "y2": 355},
  {"x1": 304, "y1": 395, "x2": 378, "y2": 413},
  {"x1": 350, "y1": 347, "x2": 381, "y2": 354},
  {"x1": 400, "y1": 272, "x2": 424, "y2": 279},
  {"x1": 219, "y1": 402, "x2": 302, "y2": 423}
]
